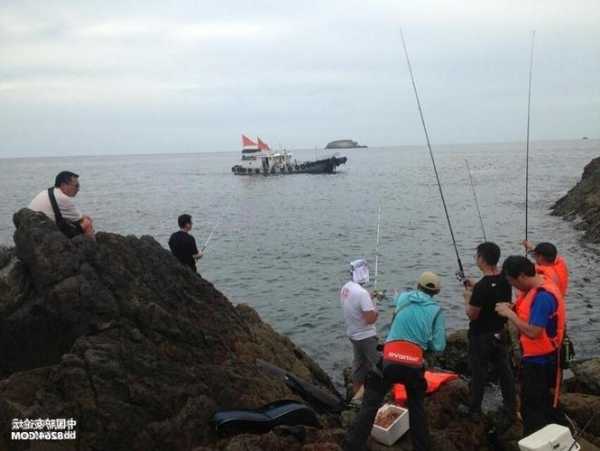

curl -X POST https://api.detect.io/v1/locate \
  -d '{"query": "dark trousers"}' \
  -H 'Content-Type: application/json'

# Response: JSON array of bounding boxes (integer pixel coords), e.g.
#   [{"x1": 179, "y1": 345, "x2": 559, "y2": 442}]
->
[
  {"x1": 343, "y1": 363, "x2": 429, "y2": 451},
  {"x1": 521, "y1": 360, "x2": 560, "y2": 436},
  {"x1": 468, "y1": 330, "x2": 516, "y2": 415}
]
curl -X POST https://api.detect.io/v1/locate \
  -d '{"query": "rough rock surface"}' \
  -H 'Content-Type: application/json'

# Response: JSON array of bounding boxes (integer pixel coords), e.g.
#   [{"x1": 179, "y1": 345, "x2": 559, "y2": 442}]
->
[
  {"x1": 0, "y1": 209, "x2": 341, "y2": 451},
  {"x1": 552, "y1": 156, "x2": 600, "y2": 242},
  {"x1": 426, "y1": 330, "x2": 470, "y2": 375},
  {"x1": 570, "y1": 358, "x2": 600, "y2": 396},
  {"x1": 561, "y1": 393, "x2": 600, "y2": 439},
  {"x1": 2, "y1": 210, "x2": 599, "y2": 450}
]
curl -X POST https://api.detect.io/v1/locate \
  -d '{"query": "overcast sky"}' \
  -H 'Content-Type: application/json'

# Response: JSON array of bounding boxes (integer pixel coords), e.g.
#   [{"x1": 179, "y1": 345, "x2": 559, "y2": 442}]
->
[{"x1": 1, "y1": 0, "x2": 598, "y2": 157}]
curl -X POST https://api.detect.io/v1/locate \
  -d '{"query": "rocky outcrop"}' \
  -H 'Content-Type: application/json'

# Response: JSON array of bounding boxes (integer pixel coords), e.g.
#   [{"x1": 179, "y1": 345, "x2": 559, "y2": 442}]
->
[
  {"x1": 2, "y1": 210, "x2": 600, "y2": 451},
  {"x1": 569, "y1": 358, "x2": 600, "y2": 396},
  {"x1": 426, "y1": 330, "x2": 469, "y2": 375},
  {"x1": 0, "y1": 209, "x2": 341, "y2": 451},
  {"x1": 552, "y1": 156, "x2": 600, "y2": 242}
]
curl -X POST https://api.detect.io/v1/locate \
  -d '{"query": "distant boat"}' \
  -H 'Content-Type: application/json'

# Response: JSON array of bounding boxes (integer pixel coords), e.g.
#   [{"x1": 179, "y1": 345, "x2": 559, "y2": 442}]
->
[
  {"x1": 325, "y1": 139, "x2": 367, "y2": 149},
  {"x1": 582, "y1": 136, "x2": 589, "y2": 140},
  {"x1": 232, "y1": 135, "x2": 347, "y2": 176}
]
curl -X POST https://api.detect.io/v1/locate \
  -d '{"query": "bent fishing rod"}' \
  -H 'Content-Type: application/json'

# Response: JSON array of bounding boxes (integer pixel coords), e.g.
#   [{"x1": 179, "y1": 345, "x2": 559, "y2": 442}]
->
[
  {"x1": 525, "y1": 30, "x2": 535, "y2": 246},
  {"x1": 400, "y1": 28, "x2": 467, "y2": 285},
  {"x1": 465, "y1": 159, "x2": 487, "y2": 241}
]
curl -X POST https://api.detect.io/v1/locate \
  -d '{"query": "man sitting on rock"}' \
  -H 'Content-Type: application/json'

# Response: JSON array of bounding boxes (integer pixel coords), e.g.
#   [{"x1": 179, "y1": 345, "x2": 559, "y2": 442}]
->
[
  {"x1": 29, "y1": 171, "x2": 95, "y2": 239},
  {"x1": 340, "y1": 259, "x2": 379, "y2": 402},
  {"x1": 169, "y1": 214, "x2": 203, "y2": 273},
  {"x1": 344, "y1": 271, "x2": 446, "y2": 451}
]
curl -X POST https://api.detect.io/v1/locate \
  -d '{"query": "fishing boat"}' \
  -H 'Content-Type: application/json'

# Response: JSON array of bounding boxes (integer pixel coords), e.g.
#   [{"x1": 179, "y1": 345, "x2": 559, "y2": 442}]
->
[{"x1": 232, "y1": 135, "x2": 347, "y2": 175}]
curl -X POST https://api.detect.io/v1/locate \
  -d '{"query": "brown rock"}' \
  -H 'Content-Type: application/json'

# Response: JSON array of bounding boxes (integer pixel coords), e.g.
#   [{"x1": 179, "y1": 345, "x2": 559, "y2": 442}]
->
[
  {"x1": 552, "y1": 156, "x2": 600, "y2": 243},
  {"x1": 571, "y1": 358, "x2": 600, "y2": 396},
  {"x1": 0, "y1": 209, "x2": 342, "y2": 450}
]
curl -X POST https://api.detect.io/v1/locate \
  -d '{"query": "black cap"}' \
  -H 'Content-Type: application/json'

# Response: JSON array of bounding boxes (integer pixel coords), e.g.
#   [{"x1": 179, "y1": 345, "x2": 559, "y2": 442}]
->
[{"x1": 533, "y1": 242, "x2": 557, "y2": 263}]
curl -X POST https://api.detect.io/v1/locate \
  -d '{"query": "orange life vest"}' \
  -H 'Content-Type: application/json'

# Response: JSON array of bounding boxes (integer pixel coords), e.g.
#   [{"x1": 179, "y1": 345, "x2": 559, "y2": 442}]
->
[
  {"x1": 393, "y1": 370, "x2": 458, "y2": 404},
  {"x1": 552, "y1": 256, "x2": 569, "y2": 296},
  {"x1": 535, "y1": 255, "x2": 568, "y2": 297},
  {"x1": 514, "y1": 273, "x2": 565, "y2": 357}
]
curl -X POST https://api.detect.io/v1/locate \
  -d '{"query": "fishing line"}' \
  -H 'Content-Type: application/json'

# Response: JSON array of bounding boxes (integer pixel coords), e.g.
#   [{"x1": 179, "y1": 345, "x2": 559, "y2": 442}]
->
[
  {"x1": 567, "y1": 409, "x2": 600, "y2": 451},
  {"x1": 374, "y1": 205, "x2": 382, "y2": 292},
  {"x1": 202, "y1": 194, "x2": 234, "y2": 252},
  {"x1": 465, "y1": 159, "x2": 487, "y2": 241},
  {"x1": 525, "y1": 30, "x2": 535, "y2": 244},
  {"x1": 400, "y1": 28, "x2": 466, "y2": 282}
]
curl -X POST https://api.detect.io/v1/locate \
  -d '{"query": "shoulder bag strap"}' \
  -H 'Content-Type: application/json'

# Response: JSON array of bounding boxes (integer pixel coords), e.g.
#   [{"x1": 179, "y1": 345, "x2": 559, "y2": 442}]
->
[{"x1": 47, "y1": 187, "x2": 65, "y2": 224}]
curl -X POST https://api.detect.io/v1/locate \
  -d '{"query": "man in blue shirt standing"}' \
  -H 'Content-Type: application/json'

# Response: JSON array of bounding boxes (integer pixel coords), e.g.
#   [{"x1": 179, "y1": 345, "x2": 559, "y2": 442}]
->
[
  {"x1": 495, "y1": 256, "x2": 565, "y2": 436},
  {"x1": 344, "y1": 271, "x2": 446, "y2": 451}
]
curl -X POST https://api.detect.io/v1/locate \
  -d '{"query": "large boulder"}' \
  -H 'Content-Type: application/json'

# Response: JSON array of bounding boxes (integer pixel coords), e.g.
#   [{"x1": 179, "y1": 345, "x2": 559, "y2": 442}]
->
[
  {"x1": 0, "y1": 209, "x2": 342, "y2": 451},
  {"x1": 552, "y1": 156, "x2": 600, "y2": 242},
  {"x1": 426, "y1": 330, "x2": 469, "y2": 375},
  {"x1": 571, "y1": 358, "x2": 600, "y2": 396},
  {"x1": 561, "y1": 393, "x2": 600, "y2": 439}
]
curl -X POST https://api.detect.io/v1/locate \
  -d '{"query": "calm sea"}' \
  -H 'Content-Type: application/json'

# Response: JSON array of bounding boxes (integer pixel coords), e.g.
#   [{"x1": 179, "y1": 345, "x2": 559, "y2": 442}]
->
[{"x1": 1, "y1": 140, "x2": 599, "y2": 387}]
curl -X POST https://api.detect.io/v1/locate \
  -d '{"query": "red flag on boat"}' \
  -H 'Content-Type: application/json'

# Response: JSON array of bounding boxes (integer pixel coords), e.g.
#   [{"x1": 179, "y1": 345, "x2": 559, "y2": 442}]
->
[
  {"x1": 257, "y1": 137, "x2": 271, "y2": 152},
  {"x1": 242, "y1": 134, "x2": 258, "y2": 150}
]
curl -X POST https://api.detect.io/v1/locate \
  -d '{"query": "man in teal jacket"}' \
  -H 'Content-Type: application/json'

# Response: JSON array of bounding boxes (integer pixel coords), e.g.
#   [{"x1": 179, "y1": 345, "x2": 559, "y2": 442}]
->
[{"x1": 344, "y1": 272, "x2": 446, "y2": 451}]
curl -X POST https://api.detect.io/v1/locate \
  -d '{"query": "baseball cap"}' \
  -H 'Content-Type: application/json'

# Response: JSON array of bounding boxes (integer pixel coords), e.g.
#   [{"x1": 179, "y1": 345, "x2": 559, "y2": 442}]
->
[{"x1": 417, "y1": 271, "x2": 441, "y2": 291}]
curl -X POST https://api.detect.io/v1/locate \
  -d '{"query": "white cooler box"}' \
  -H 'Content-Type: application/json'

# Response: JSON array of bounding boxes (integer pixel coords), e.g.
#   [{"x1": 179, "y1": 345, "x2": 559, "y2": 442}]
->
[
  {"x1": 518, "y1": 424, "x2": 580, "y2": 451},
  {"x1": 370, "y1": 404, "x2": 410, "y2": 446}
]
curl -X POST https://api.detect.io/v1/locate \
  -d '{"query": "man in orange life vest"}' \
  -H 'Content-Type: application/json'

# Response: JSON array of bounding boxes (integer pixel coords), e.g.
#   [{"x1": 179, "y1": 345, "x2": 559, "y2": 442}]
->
[
  {"x1": 522, "y1": 240, "x2": 569, "y2": 297},
  {"x1": 495, "y1": 256, "x2": 566, "y2": 436}
]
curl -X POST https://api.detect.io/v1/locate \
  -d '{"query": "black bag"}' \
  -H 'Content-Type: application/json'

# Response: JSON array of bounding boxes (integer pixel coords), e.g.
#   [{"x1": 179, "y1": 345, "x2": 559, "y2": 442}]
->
[{"x1": 47, "y1": 188, "x2": 83, "y2": 238}]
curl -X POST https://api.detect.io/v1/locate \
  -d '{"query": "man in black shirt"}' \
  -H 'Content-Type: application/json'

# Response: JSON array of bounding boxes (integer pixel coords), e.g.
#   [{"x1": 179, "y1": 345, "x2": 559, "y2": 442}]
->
[
  {"x1": 462, "y1": 242, "x2": 516, "y2": 424},
  {"x1": 168, "y1": 214, "x2": 203, "y2": 272}
]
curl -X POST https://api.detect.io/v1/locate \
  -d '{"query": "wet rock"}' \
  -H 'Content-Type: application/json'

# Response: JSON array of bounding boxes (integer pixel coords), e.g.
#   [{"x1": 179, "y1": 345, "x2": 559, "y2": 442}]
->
[
  {"x1": 561, "y1": 392, "x2": 600, "y2": 438},
  {"x1": 552, "y1": 156, "x2": 600, "y2": 242},
  {"x1": 0, "y1": 209, "x2": 343, "y2": 451},
  {"x1": 571, "y1": 358, "x2": 600, "y2": 395},
  {"x1": 426, "y1": 330, "x2": 469, "y2": 375},
  {"x1": 0, "y1": 245, "x2": 14, "y2": 269}
]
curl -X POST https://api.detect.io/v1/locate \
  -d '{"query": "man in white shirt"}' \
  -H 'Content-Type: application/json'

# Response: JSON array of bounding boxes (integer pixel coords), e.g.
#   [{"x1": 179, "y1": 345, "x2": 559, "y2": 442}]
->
[
  {"x1": 340, "y1": 259, "x2": 379, "y2": 397},
  {"x1": 29, "y1": 171, "x2": 94, "y2": 238}
]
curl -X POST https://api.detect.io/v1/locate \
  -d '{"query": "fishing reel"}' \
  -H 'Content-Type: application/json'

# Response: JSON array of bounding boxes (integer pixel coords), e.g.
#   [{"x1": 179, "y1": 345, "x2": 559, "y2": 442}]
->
[
  {"x1": 455, "y1": 270, "x2": 468, "y2": 287},
  {"x1": 371, "y1": 289, "x2": 387, "y2": 302}
]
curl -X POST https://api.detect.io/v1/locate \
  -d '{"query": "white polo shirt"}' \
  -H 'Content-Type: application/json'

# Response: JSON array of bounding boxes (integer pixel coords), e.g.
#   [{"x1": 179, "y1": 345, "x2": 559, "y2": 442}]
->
[
  {"x1": 29, "y1": 188, "x2": 82, "y2": 223},
  {"x1": 340, "y1": 281, "x2": 377, "y2": 341}
]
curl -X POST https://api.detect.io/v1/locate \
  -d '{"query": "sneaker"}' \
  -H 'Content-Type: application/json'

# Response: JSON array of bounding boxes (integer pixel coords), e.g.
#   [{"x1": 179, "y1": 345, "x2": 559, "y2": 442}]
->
[{"x1": 350, "y1": 386, "x2": 365, "y2": 406}]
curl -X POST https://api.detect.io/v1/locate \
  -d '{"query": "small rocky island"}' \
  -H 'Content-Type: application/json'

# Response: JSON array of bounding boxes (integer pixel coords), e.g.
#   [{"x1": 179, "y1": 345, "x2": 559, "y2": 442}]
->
[{"x1": 1, "y1": 209, "x2": 600, "y2": 450}]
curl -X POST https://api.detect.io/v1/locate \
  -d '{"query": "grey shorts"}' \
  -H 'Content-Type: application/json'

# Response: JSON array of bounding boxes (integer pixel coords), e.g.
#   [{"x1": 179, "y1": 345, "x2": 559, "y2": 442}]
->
[{"x1": 350, "y1": 336, "x2": 380, "y2": 385}]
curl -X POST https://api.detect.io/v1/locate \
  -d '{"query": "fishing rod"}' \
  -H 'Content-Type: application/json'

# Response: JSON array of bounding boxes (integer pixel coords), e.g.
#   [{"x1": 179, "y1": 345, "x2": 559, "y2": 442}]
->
[
  {"x1": 399, "y1": 28, "x2": 467, "y2": 285},
  {"x1": 465, "y1": 159, "x2": 487, "y2": 241},
  {"x1": 567, "y1": 409, "x2": 600, "y2": 451},
  {"x1": 525, "y1": 30, "x2": 535, "y2": 246},
  {"x1": 374, "y1": 205, "x2": 382, "y2": 294},
  {"x1": 201, "y1": 195, "x2": 234, "y2": 252}
]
